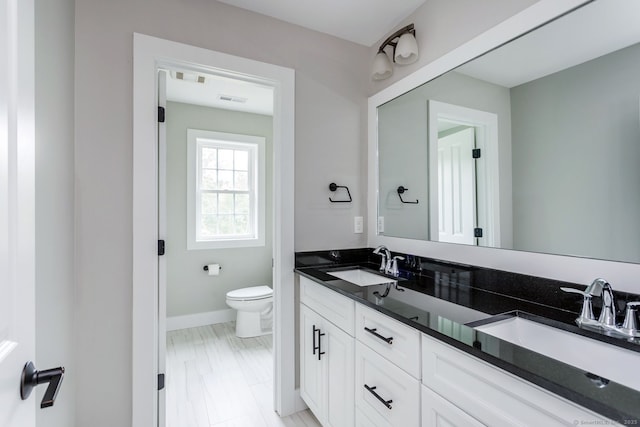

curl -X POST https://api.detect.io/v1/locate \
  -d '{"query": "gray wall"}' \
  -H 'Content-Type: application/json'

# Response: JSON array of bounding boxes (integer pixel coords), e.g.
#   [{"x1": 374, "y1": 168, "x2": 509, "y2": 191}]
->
[
  {"x1": 511, "y1": 43, "x2": 640, "y2": 262},
  {"x1": 377, "y1": 71, "x2": 514, "y2": 245},
  {"x1": 35, "y1": 0, "x2": 76, "y2": 426},
  {"x1": 368, "y1": 0, "x2": 539, "y2": 94},
  {"x1": 166, "y1": 102, "x2": 273, "y2": 316}
]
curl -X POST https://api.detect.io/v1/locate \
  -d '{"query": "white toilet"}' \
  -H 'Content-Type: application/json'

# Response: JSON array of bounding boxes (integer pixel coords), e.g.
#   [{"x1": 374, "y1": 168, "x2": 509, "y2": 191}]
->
[{"x1": 225, "y1": 285, "x2": 273, "y2": 338}]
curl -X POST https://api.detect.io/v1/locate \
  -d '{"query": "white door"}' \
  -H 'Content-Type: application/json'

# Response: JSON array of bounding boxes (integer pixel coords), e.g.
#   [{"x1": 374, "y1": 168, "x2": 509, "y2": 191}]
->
[
  {"x1": 437, "y1": 127, "x2": 477, "y2": 245},
  {"x1": 300, "y1": 304, "x2": 325, "y2": 421},
  {"x1": 324, "y1": 320, "x2": 354, "y2": 427},
  {"x1": 0, "y1": 0, "x2": 36, "y2": 425}
]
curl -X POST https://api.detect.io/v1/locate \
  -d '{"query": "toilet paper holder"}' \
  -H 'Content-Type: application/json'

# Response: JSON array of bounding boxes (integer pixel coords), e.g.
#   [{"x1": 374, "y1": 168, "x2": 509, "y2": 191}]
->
[{"x1": 203, "y1": 264, "x2": 222, "y2": 272}]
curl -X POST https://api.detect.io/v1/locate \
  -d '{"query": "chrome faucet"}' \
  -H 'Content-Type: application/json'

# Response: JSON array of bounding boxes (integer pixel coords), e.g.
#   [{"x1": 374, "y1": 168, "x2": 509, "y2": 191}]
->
[
  {"x1": 562, "y1": 278, "x2": 640, "y2": 338},
  {"x1": 372, "y1": 246, "x2": 405, "y2": 277},
  {"x1": 372, "y1": 245, "x2": 391, "y2": 272}
]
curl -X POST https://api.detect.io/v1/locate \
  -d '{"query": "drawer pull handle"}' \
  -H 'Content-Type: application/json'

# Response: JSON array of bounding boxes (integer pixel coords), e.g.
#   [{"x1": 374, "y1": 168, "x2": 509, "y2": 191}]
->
[
  {"x1": 364, "y1": 384, "x2": 393, "y2": 409},
  {"x1": 312, "y1": 325, "x2": 319, "y2": 355},
  {"x1": 364, "y1": 327, "x2": 393, "y2": 344}
]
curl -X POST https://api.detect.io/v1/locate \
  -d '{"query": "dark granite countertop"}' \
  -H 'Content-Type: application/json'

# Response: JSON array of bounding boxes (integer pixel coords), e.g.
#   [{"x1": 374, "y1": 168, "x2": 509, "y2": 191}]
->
[{"x1": 295, "y1": 249, "x2": 640, "y2": 424}]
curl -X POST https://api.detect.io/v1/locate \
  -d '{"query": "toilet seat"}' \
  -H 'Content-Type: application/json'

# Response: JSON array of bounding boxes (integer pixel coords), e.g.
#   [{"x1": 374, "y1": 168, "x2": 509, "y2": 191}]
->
[{"x1": 226, "y1": 285, "x2": 272, "y2": 301}]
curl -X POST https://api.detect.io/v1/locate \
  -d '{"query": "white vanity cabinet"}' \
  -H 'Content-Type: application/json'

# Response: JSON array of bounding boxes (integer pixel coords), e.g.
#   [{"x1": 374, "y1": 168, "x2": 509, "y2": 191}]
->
[
  {"x1": 300, "y1": 277, "x2": 355, "y2": 427},
  {"x1": 421, "y1": 333, "x2": 612, "y2": 426}
]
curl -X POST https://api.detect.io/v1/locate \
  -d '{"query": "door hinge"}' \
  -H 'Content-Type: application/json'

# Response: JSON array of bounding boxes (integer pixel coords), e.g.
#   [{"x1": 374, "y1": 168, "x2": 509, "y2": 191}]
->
[
  {"x1": 158, "y1": 240, "x2": 165, "y2": 256},
  {"x1": 474, "y1": 228, "x2": 483, "y2": 238},
  {"x1": 472, "y1": 148, "x2": 481, "y2": 159},
  {"x1": 158, "y1": 373, "x2": 165, "y2": 391},
  {"x1": 158, "y1": 106, "x2": 165, "y2": 123}
]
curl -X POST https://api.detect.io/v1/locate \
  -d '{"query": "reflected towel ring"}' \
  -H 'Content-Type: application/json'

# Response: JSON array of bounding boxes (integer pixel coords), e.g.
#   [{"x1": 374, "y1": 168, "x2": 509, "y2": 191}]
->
[
  {"x1": 329, "y1": 183, "x2": 352, "y2": 203},
  {"x1": 397, "y1": 186, "x2": 418, "y2": 204}
]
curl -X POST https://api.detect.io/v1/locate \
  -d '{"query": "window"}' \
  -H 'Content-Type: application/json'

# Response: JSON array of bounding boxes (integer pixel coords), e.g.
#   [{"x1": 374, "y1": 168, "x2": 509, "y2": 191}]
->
[{"x1": 187, "y1": 129, "x2": 265, "y2": 249}]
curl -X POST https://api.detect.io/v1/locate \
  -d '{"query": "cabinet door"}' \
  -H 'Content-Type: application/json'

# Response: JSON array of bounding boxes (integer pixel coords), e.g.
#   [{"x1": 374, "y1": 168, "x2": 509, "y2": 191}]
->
[
  {"x1": 325, "y1": 321, "x2": 355, "y2": 427},
  {"x1": 422, "y1": 385, "x2": 486, "y2": 427},
  {"x1": 300, "y1": 304, "x2": 326, "y2": 421}
]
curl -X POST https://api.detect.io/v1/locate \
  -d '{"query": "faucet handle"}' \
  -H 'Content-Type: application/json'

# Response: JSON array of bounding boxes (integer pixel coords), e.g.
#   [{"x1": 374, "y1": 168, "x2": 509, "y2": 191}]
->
[
  {"x1": 561, "y1": 287, "x2": 595, "y2": 321},
  {"x1": 389, "y1": 256, "x2": 405, "y2": 276},
  {"x1": 622, "y1": 302, "x2": 640, "y2": 333}
]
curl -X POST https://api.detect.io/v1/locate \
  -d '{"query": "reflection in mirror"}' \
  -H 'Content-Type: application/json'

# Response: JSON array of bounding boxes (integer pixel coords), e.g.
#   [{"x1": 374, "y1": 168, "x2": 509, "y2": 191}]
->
[{"x1": 376, "y1": 0, "x2": 640, "y2": 263}]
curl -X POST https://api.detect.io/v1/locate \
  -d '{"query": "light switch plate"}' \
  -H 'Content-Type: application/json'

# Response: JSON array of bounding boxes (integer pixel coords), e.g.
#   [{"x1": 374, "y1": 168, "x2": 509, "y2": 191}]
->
[{"x1": 354, "y1": 216, "x2": 363, "y2": 233}]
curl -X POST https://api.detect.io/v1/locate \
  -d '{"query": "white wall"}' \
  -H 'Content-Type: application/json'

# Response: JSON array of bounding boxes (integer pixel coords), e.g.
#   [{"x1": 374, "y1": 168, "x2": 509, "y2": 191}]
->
[
  {"x1": 75, "y1": 1, "x2": 368, "y2": 425},
  {"x1": 35, "y1": 0, "x2": 76, "y2": 426},
  {"x1": 367, "y1": 0, "x2": 539, "y2": 94},
  {"x1": 166, "y1": 102, "x2": 273, "y2": 316}
]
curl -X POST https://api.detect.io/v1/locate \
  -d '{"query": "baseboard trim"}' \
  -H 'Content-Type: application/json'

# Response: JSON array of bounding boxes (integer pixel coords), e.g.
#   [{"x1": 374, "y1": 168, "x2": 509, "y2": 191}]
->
[{"x1": 167, "y1": 309, "x2": 235, "y2": 331}]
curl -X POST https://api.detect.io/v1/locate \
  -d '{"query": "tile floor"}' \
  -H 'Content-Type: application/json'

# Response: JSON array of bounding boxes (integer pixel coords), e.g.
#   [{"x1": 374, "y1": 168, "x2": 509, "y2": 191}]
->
[{"x1": 166, "y1": 322, "x2": 321, "y2": 427}]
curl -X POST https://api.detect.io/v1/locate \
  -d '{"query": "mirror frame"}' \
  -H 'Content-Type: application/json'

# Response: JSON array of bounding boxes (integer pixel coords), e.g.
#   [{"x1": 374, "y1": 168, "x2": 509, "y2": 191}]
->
[{"x1": 367, "y1": 0, "x2": 640, "y2": 292}]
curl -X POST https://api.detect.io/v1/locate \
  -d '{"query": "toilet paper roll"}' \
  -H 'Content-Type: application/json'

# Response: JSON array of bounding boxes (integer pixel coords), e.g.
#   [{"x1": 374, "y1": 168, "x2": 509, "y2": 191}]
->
[{"x1": 206, "y1": 264, "x2": 221, "y2": 276}]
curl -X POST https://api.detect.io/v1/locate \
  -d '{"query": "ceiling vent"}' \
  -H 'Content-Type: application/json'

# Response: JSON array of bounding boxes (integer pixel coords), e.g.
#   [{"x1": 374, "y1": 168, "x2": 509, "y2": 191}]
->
[{"x1": 217, "y1": 94, "x2": 248, "y2": 104}]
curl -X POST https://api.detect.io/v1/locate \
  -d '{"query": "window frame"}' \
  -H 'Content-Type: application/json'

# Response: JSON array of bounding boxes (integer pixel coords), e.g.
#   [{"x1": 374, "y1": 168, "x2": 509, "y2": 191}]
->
[{"x1": 186, "y1": 129, "x2": 266, "y2": 250}]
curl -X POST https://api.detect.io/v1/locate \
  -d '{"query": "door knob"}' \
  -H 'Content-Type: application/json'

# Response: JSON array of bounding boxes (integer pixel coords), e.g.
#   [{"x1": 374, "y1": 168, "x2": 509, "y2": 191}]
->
[{"x1": 20, "y1": 361, "x2": 65, "y2": 408}]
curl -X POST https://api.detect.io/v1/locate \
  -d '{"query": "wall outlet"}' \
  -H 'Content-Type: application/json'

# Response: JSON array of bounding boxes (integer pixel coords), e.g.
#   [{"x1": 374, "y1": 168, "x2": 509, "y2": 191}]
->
[
  {"x1": 354, "y1": 216, "x2": 363, "y2": 233},
  {"x1": 377, "y1": 216, "x2": 384, "y2": 233}
]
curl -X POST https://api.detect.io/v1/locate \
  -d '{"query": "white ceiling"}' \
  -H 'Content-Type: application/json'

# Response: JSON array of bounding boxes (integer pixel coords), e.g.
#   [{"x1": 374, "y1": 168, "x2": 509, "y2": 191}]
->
[
  {"x1": 165, "y1": 70, "x2": 275, "y2": 115},
  {"x1": 216, "y1": 0, "x2": 426, "y2": 47},
  {"x1": 456, "y1": 0, "x2": 640, "y2": 88}
]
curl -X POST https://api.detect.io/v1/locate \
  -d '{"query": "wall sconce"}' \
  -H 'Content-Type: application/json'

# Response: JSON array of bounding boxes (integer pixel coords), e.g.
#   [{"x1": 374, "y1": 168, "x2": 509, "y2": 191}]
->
[{"x1": 371, "y1": 24, "x2": 419, "y2": 81}]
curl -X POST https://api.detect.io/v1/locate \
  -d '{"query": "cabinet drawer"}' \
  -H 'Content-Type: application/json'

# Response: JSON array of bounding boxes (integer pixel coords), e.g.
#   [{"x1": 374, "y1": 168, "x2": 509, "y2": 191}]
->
[
  {"x1": 300, "y1": 276, "x2": 355, "y2": 335},
  {"x1": 355, "y1": 341, "x2": 420, "y2": 427},
  {"x1": 421, "y1": 333, "x2": 612, "y2": 426},
  {"x1": 356, "y1": 303, "x2": 421, "y2": 378},
  {"x1": 422, "y1": 385, "x2": 486, "y2": 427}
]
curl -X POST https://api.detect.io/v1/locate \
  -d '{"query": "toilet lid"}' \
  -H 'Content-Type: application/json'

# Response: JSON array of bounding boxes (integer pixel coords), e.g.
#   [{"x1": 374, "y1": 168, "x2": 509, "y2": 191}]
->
[{"x1": 226, "y1": 285, "x2": 273, "y2": 301}]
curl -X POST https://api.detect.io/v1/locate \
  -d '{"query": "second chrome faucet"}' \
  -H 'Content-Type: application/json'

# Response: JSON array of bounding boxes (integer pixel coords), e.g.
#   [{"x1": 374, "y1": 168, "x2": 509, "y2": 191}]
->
[{"x1": 562, "y1": 278, "x2": 640, "y2": 338}]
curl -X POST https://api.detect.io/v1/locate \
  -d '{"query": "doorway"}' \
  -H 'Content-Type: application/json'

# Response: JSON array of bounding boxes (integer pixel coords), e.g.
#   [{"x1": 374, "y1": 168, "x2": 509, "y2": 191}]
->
[
  {"x1": 159, "y1": 66, "x2": 278, "y2": 424},
  {"x1": 133, "y1": 34, "x2": 298, "y2": 426}
]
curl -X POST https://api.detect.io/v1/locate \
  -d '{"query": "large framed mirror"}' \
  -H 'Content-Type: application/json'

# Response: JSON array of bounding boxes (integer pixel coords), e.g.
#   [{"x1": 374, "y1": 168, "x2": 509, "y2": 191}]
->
[{"x1": 371, "y1": 0, "x2": 640, "y2": 265}]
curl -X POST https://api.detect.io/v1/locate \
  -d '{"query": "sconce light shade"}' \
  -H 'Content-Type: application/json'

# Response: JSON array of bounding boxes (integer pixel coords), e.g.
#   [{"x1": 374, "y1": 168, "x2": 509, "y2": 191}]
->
[
  {"x1": 371, "y1": 51, "x2": 393, "y2": 81},
  {"x1": 371, "y1": 24, "x2": 419, "y2": 80},
  {"x1": 394, "y1": 32, "x2": 419, "y2": 65}
]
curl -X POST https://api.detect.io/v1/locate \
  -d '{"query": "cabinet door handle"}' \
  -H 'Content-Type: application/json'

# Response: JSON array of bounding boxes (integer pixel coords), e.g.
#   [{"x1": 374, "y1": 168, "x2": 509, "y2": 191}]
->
[
  {"x1": 312, "y1": 325, "x2": 319, "y2": 355},
  {"x1": 364, "y1": 384, "x2": 393, "y2": 409},
  {"x1": 364, "y1": 326, "x2": 393, "y2": 344},
  {"x1": 317, "y1": 329, "x2": 326, "y2": 361}
]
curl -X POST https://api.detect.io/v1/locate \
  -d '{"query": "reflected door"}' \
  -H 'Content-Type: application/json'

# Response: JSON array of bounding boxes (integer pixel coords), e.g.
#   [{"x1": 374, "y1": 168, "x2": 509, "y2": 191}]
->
[{"x1": 437, "y1": 127, "x2": 477, "y2": 245}]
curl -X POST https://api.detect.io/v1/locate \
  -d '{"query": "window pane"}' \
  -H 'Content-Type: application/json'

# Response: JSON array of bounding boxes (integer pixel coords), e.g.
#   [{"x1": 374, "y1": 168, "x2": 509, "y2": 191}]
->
[
  {"x1": 234, "y1": 150, "x2": 249, "y2": 171},
  {"x1": 201, "y1": 193, "x2": 217, "y2": 214},
  {"x1": 201, "y1": 214, "x2": 218, "y2": 237},
  {"x1": 218, "y1": 170, "x2": 233, "y2": 190},
  {"x1": 218, "y1": 215, "x2": 234, "y2": 235},
  {"x1": 218, "y1": 149, "x2": 234, "y2": 169},
  {"x1": 219, "y1": 193, "x2": 234, "y2": 214},
  {"x1": 234, "y1": 215, "x2": 249, "y2": 234},
  {"x1": 235, "y1": 194, "x2": 249, "y2": 214},
  {"x1": 234, "y1": 171, "x2": 248, "y2": 191},
  {"x1": 201, "y1": 170, "x2": 217, "y2": 190},
  {"x1": 201, "y1": 147, "x2": 217, "y2": 169}
]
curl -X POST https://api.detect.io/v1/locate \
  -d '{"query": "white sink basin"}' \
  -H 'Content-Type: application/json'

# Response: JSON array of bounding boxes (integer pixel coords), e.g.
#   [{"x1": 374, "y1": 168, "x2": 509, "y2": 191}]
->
[
  {"x1": 476, "y1": 316, "x2": 640, "y2": 391},
  {"x1": 326, "y1": 268, "x2": 397, "y2": 287}
]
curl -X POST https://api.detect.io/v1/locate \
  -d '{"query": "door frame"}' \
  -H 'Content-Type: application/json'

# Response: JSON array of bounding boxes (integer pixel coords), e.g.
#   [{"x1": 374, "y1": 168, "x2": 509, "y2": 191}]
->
[
  {"x1": 132, "y1": 33, "x2": 298, "y2": 426},
  {"x1": 427, "y1": 100, "x2": 500, "y2": 247}
]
